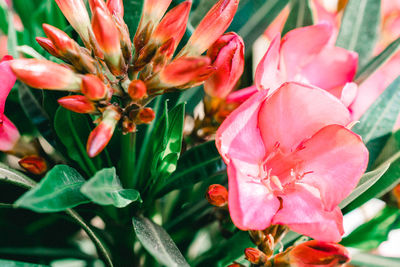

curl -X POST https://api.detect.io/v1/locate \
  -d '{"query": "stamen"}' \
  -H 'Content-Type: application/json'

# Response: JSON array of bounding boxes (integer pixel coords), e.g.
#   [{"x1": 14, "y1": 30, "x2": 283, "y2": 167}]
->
[{"x1": 270, "y1": 175, "x2": 283, "y2": 191}]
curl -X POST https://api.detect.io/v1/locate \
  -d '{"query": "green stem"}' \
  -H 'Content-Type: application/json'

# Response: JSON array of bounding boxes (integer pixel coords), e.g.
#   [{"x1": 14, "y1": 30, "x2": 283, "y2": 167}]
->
[{"x1": 120, "y1": 132, "x2": 136, "y2": 189}]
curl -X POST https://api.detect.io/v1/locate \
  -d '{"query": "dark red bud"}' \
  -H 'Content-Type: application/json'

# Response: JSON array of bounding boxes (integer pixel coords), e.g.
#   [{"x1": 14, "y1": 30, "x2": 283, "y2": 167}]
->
[{"x1": 206, "y1": 184, "x2": 228, "y2": 207}]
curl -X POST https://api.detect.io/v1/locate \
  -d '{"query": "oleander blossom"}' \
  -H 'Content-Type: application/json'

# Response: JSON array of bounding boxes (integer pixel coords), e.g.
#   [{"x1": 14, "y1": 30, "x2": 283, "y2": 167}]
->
[{"x1": 216, "y1": 82, "x2": 368, "y2": 242}]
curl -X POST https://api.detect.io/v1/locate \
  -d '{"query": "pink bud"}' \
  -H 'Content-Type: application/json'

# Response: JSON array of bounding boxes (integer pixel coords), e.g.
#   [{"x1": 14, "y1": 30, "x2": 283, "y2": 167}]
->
[
  {"x1": 54, "y1": 0, "x2": 91, "y2": 44},
  {"x1": 58, "y1": 95, "x2": 96, "y2": 114},
  {"x1": 89, "y1": 0, "x2": 108, "y2": 13},
  {"x1": 244, "y1": 248, "x2": 266, "y2": 265},
  {"x1": 206, "y1": 184, "x2": 228, "y2": 207},
  {"x1": 128, "y1": 80, "x2": 147, "y2": 100},
  {"x1": 106, "y1": 0, "x2": 124, "y2": 18},
  {"x1": 87, "y1": 106, "x2": 120, "y2": 157},
  {"x1": 81, "y1": 74, "x2": 108, "y2": 100},
  {"x1": 204, "y1": 32, "x2": 244, "y2": 99},
  {"x1": 19, "y1": 155, "x2": 47, "y2": 175},
  {"x1": 42, "y1": 24, "x2": 78, "y2": 56},
  {"x1": 35, "y1": 37, "x2": 61, "y2": 58},
  {"x1": 10, "y1": 59, "x2": 82, "y2": 90},
  {"x1": 180, "y1": 0, "x2": 239, "y2": 56},
  {"x1": 160, "y1": 56, "x2": 214, "y2": 86}
]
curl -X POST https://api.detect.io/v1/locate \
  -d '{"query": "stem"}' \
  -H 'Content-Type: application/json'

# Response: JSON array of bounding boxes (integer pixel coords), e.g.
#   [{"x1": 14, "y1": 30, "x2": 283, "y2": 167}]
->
[
  {"x1": 65, "y1": 209, "x2": 114, "y2": 267},
  {"x1": 120, "y1": 132, "x2": 136, "y2": 188}
]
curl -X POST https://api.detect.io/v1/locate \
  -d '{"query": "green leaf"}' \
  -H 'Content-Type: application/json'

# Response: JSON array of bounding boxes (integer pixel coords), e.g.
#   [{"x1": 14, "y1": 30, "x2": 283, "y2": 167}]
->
[
  {"x1": 123, "y1": 0, "x2": 143, "y2": 37},
  {"x1": 374, "y1": 129, "x2": 400, "y2": 167},
  {"x1": 336, "y1": 0, "x2": 381, "y2": 67},
  {"x1": 339, "y1": 163, "x2": 390, "y2": 209},
  {"x1": 7, "y1": 10, "x2": 18, "y2": 58},
  {"x1": 54, "y1": 107, "x2": 102, "y2": 176},
  {"x1": 352, "y1": 76, "x2": 400, "y2": 168},
  {"x1": 282, "y1": 0, "x2": 314, "y2": 36},
  {"x1": 0, "y1": 162, "x2": 36, "y2": 189},
  {"x1": 81, "y1": 167, "x2": 141, "y2": 208},
  {"x1": 132, "y1": 216, "x2": 190, "y2": 267},
  {"x1": 0, "y1": 259, "x2": 48, "y2": 267},
  {"x1": 355, "y1": 36, "x2": 400, "y2": 84},
  {"x1": 341, "y1": 206, "x2": 400, "y2": 250},
  {"x1": 350, "y1": 252, "x2": 400, "y2": 267},
  {"x1": 15, "y1": 165, "x2": 89, "y2": 212},
  {"x1": 156, "y1": 141, "x2": 225, "y2": 197}
]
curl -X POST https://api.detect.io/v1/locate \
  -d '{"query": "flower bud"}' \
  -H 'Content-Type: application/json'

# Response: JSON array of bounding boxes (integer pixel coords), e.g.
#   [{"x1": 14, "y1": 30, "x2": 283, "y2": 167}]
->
[
  {"x1": 179, "y1": 0, "x2": 239, "y2": 56},
  {"x1": 204, "y1": 32, "x2": 244, "y2": 99},
  {"x1": 87, "y1": 106, "x2": 121, "y2": 157},
  {"x1": 393, "y1": 184, "x2": 400, "y2": 208},
  {"x1": 92, "y1": 6, "x2": 124, "y2": 75},
  {"x1": 58, "y1": 95, "x2": 96, "y2": 114},
  {"x1": 35, "y1": 37, "x2": 61, "y2": 58},
  {"x1": 42, "y1": 24, "x2": 79, "y2": 56},
  {"x1": 55, "y1": 0, "x2": 91, "y2": 44},
  {"x1": 206, "y1": 184, "x2": 228, "y2": 207},
  {"x1": 89, "y1": 0, "x2": 108, "y2": 13},
  {"x1": 244, "y1": 248, "x2": 267, "y2": 265},
  {"x1": 159, "y1": 56, "x2": 214, "y2": 87},
  {"x1": 106, "y1": 0, "x2": 124, "y2": 18},
  {"x1": 137, "y1": 108, "x2": 155, "y2": 124},
  {"x1": 128, "y1": 80, "x2": 147, "y2": 100},
  {"x1": 10, "y1": 59, "x2": 82, "y2": 90},
  {"x1": 18, "y1": 155, "x2": 47, "y2": 175},
  {"x1": 81, "y1": 74, "x2": 108, "y2": 100}
]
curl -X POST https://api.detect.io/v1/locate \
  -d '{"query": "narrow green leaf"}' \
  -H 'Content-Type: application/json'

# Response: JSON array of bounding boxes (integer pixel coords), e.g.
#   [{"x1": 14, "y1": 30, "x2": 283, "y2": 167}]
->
[
  {"x1": 156, "y1": 141, "x2": 225, "y2": 197},
  {"x1": 350, "y1": 252, "x2": 400, "y2": 267},
  {"x1": 355, "y1": 36, "x2": 400, "y2": 84},
  {"x1": 282, "y1": 0, "x2": 314, "y2": 36},
  {"x1": 341, "y1": 206, "x2": 400, "y2": 250},
  {"x1": 7, "y1": 10, "x2": 18, "y2": 58},
  {"x1": 0, "y1": 163, "x2": 36, "y2": 189},
  {"x1": 0, "y1": 4, "x2": 7, "y2": 34},
  {"x1": 374, "y1": 129, "x2": 400, "y2": 167},
  {"x1": 123, "y1": 0, "x2": 143, "y2": 37},
  {"x1": 15, "y1": 165, "x2": 89, "y2": 212},
  {"x1": 81, "y1": 167, "x2": 141, "y2": 208},
  {"x1": 339, "y1": 163, "x2": 390, "y2": 209},
  {"x1": 0, "y1": 259, "x2": 48, "y2": 267},
  {"x1": 353, "y1": 76, "x2": 400, "y2": 167},
  {"x1": 336, "y1": 0, "x2": 381, "y2": 67},
  {"x1": 132, "y1": 216, "x2": 190, "y2": 267}
]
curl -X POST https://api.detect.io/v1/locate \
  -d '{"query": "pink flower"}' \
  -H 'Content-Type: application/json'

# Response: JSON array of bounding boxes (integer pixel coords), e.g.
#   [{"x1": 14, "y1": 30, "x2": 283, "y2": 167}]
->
[
  {"x1": 0, "y1": 56, "x2": 20, "y2": 151},
  {"x1": 216, "y1": 82, "x2": 368, "y2": 242}
]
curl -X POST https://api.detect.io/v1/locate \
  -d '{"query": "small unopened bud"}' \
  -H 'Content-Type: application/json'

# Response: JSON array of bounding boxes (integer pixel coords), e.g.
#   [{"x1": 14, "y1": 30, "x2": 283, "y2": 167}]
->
[
  {"x1": 18, "y1": 155, "x2": 47, "y2": 175},
  {"x1": 206, "y1": 184, "x2": 228, "y2": 207},
  {"x1": 92, "y1": 7, "x2": 124, "y2": 75},
  {"x1": 393, "y1": 184, "x2": 400, "y2": 208},
  {"x1": 227, "y1": 263, "x2": 244, "y2": 267},
  {"x1": 58, "y1": 95, "x2": 96, "y2": 114},
  {"x1": 138, "y1": 108, "x2": 155, "y2": 124},
  {"x1": 205, "y1": 32, "x2": 244, "y2": 99},
  {"x1": 81, "y1": 74, "x2": 108, "y2": 100},
  {"x1": 244, "y1": 248, "x2": 267, "y2": 265},
  {"x1": 122, "y1": 116, "x2": 136, "y2": 133},
  {"x1": 179, "y1": 0, "x2": 239, "y2": 56},
  {"x1": 106, "y1": 0, "x2": 124, "y2": 18},
  {"x1": 87, "y1": 106, "x2": 121, "y2": 157},
  {"x1": 10, "y1": 59, "x2": 82, "y2": 90},
  {"x1": 89, "y1": 0, "x2": 108, "y2": 13},
  {"x1": 128, "y1": 80, "x2": 147, "y2": 100},
  {"x1": 42, "y1": 24, "x2": 78, "y2": 56},
  {"x1": 36, "y1": 37, "x2": 61, "y2": 58},
  {"x1": 55, "y1": 0, "x2": 91, "y2": 44}
]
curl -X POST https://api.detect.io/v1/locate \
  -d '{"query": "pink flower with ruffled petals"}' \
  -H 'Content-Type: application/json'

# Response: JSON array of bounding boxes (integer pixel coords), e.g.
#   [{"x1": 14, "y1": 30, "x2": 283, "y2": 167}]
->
[
  {"x1": 216, "y1": 82, "x2": 368, "y2": 242},
  {"x1": 0, "y1": 56, "x2": 20, "y2": 151}
]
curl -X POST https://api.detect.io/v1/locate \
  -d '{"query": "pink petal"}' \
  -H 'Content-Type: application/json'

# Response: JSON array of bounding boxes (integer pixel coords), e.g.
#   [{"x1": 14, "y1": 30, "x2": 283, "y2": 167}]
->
[
  {"x1": 0, "y1": 58, "x2": 16, "y2": 115},
  {"x1": 340, "y1": 82, "x2": 358, "y2": 107},
  {"x1": 297, "y1": 124, "x2": 368, "y2": 211},
  {"x1": 273, "y1": 184, "x2": 344, "y2": 242},
  {"x1": 258, "y1": 82, "x2": 351, "y2": 153},
  {"x1": 216, "y1": 90, "x2": 269, "y2": 176},
  {"x1": 225, "y1": 85, "x2": 258, "y2": 104},
  {"x1": 280, "y1": 23, "x2": 333, "y2": 80},
  {"x1": 0, "y1": 115, "x2": 20, "y2": 151},
  {"x1": 255, "y1": 33, "x2": 283, "y2": 92},
  {"x1": 300, "y1": 46, "x2": 358, "y2": 91},
  {"x1": 228, "y1": 163, "x2": 280, "y2": 230}
]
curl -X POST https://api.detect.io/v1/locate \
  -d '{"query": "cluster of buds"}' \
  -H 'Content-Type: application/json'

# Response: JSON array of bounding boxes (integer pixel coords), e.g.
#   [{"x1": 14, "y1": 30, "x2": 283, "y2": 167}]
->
[{"x1": 10, "y1": 0, "x2": 240, "y2": 157}]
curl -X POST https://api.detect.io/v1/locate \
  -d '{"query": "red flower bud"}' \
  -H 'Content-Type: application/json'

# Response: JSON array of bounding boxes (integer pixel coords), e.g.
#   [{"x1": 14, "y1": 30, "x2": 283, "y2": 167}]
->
[
  {"x1": 128, "y1": 80, "x2": 147, "y2": 100},
  {"x1": 18, "y1": 155, "x2": 47, "y2": 175},
  {"x1": 160, "y1": 56, "x2": 215, "y2": 87},
  {"x1": 206, "y1": 184, "x2": 228, "y2": 207},
  {"x1": 393, "y1": 184, "x2": 400, "y2": 208},
  {"x1": 152, "y1": 1, "x2": 191, "y2": 49},
  {"x1": 106, "y1": 0, "x2": 124, "y2": 18},
  {"x1": 138, "y1": 108, "x2": 155, "y2": 124},
  {"x1": 204, "y1": 32, "x2": 244, "y2": 99},
  {"x1": 92, "y1": 6, "x2": 123, "y2": 75},
  {"x1": 55, "y1": 0, "x2": 91, "y2": 44},
  {"x1": 10, "y1": 59, "x2": 82, "y2": 90},
  {"x1": 287, "y1": 240, "x2": 350, "y2": 267},
  {"x1": 35, "y1": 37, "x2": 61, "y2": 58},
  {"x1": 87, "y1": 106, "x2": 121, "y2": 157},
  {"x1": 180, "y1": 0, "x2": 239, "y2": 56},
  {"x1": 81, "y1": 74, "x2": 108, "y2": 100},
  {"x1": 89, "y1": 0, "x2": 108, "y2": 14},
  {"x1": 58, "y1": 95, "x2": 96, "y2": 114},
  {"x1": 244, "y1": 248, "x2": 267, "y2": 264},
  {"x1": 42, "y1": 24, "x2": 78, "y2": 56}
]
